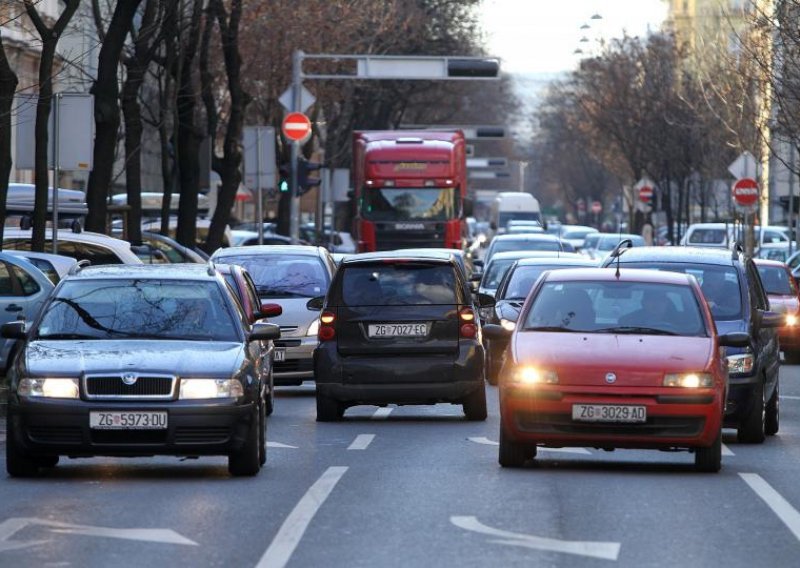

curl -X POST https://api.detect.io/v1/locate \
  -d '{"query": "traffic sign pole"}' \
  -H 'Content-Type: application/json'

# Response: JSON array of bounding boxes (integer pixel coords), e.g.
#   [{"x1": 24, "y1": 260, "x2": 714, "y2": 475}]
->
[{"x1": 290, "y1": 50, "x2": 303, "y2": 245}]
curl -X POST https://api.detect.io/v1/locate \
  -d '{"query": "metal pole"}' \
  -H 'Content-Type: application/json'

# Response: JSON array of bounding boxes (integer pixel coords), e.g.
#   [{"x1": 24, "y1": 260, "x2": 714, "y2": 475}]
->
[
  {"x1": 790, "y1": 142, "x2": 797, "y2": 255},
  {"x1": 316, "y1": 166, "x2": 327, "y2": 240},
  {"x1": 52, "y1": 93, "x2": 60, "y2": 254},
  {"x1": 289, "y1": 50, "x2": 303, "y2": 244},
  {"x1": 256, "y1": 127, "x2": 264, "y2": 245}
]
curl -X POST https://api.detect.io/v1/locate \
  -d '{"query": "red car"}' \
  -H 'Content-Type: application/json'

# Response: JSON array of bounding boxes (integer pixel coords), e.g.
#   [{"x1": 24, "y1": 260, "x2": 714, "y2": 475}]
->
[
  {"x1": 755, "y1": 259, "x2": 800, "y2": 363},
  {"x1": 483, "y1": 268, "x2": 749, "y2": 472}
]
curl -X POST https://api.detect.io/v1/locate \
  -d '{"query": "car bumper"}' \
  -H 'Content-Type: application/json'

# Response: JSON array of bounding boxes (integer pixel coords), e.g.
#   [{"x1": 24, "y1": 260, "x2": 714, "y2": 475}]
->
[
  {"x1": 724, "y1": 374, "x2": 760, "y2": 426},
  {"x1": 274, "y1": 336, "x2": 316, "y2": 384},
  {"x1": 778, "y1": 325, "x2": 800, "y2": 350},
  {"x1": 8, "y1": 397, "x2": 255, "y2": 457},
  {"x1": 500, "y1": 385, "x2": 723, "y2": 449}
]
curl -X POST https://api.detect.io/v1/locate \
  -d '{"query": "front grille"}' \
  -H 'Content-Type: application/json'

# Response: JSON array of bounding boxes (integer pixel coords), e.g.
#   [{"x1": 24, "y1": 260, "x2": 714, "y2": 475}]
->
[
  {"x1": 91, "y1": 430, "x2": 167, "y2": 444},
  {"x1": 85, "y1": 375, "x2": 175, "y2": 400},
  {"x1": 516, "y1": 412, "x2": 705, "y2": 438},
  {"x1": 374, "y1": 224, "x2": 444, "y2": 251},
  {"x1": 274, "y1": 359, "x2": 314, "y2": 374},
  {"x1": 28, "y1": 426, "x2": 83, "y2": 444},
  {"x1": 174, "y1": 427, "x2": 230, "y2": 444}
]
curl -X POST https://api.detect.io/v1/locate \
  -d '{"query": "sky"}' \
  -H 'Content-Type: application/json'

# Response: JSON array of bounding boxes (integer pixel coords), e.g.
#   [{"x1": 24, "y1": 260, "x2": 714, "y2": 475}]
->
[{"x1": 478, "y1": 0, "x2": 669, "y2": 75}]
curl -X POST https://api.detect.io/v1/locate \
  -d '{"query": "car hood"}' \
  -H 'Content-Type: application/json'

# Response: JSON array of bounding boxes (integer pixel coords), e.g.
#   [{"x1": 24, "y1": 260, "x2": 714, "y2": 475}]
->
[
  {"x1": 512, "y1": 332, "x2": 715, "y2": 387},
  {"x1": 261, "y1": 297, "x2": 318, "y2": 335},
  {"x1": 24, "y1": 340, "x2": 243, "y2": 377}
]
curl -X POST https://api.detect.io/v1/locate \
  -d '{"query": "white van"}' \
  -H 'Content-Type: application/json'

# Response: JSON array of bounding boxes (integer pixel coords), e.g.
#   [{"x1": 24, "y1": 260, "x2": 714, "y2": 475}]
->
[
  {"x1": 681, "y1": 222, "x2": 790, "y2": 249},
  {"x1": 489, "y1": 192, "x2": 542, "y2": 237}
]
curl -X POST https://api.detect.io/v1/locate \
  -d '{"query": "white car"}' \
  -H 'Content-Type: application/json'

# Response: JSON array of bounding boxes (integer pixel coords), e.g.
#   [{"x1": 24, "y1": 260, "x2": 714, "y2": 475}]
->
[
  {"x1": 3, "y1": 229, "x2": 142, "y2": 265},
  {"x1": 4, "y1": 251, "x2": 78, "y2": 283}
]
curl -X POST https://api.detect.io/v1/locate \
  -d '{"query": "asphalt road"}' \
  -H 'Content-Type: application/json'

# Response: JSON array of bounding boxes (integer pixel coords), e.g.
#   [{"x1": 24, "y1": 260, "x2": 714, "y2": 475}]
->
[{"x1": 2, "y1": 366, "x2": 800, "y2": 567}]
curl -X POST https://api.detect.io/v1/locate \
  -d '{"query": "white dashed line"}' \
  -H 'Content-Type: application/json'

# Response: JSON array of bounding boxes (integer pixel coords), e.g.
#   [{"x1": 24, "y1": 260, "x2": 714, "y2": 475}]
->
[
  {"x1": 347, "y1": 434, "x2": 375, "y2": 450},
  {"x1": 780, "y1": 395, "x2": 800, "y2": 401},
  {"x1": 722, "y1": 444, "x2": 735, "y2": 457},
  {"x1": 740, "y1": 473, "x2": 800, "y2": 542},
  {"x1": 372, "y1": 407, "x2": 393, "y2": 420},
  {"x1": 467, "y1": 437, "x2": 592, "y2": 455},
  {"x1": 267, "y1": 442, "x2": 298, "y2": 449},
  {"x1": 256, "y1": 466, "x2": 348, "y2": 568}
]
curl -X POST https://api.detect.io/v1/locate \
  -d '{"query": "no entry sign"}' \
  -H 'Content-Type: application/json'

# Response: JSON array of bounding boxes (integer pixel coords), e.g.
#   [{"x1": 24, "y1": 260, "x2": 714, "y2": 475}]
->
[
  {"x1": 732, "y1": 177, "x2": 759, "y2": 208},
  {"x1": 638, "y1": 185, "x2": 654, "y2": 203},
  {"x1": 281, "y1": 112, "x2": 312, "y2": 143}
]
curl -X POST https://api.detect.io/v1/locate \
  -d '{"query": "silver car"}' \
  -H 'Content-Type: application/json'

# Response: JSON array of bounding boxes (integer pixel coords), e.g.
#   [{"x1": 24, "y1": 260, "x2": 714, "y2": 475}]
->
[{"x1": 211, "y1": 245, "x2": 335, "y2": 385}]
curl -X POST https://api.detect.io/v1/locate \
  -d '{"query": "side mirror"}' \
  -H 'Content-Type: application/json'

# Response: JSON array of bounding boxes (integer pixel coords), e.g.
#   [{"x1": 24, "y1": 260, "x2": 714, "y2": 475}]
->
[
  {"x1": 760, "y1": 310, "x2": 783, "y2": 329},
  {"x1": 719, "y1": 332, "x2": 750, "y2": 348},
  {"x1": 259, "y1": 303, "x2": 283, "y2": 318},
  {"x1": 1, "y1": 321, "x2": 26, "y2": 339},
  {"x1": 483, "y1": 323, "x2": 512, "y2": 340},
  {"x1": 249, "y1": 322, "x2": 281, "y2": 341},
  {"x1": 477, "y1": 293, "x2": 496, "y2": 308},
  {"x1": 306, "y1": 296, "x2": 325, "y2": 311}
]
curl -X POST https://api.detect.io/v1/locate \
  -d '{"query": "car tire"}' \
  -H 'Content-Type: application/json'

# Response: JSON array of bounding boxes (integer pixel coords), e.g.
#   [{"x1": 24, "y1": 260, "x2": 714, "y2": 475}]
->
[
  {"x1": 766, "y1": 377, "x2": 780, "y2": 436},
  {"x1": 462, "y1": 386, "x2": 488, "y2": 421},
  {"x1": 695, "y1": 430, "x2": 722, "y2": 473},
  {"x1": 738, "y1": 378, "x2": 766, "y2": 444},
  {"x1": 34, "y1": 455, "x2": 60, "y2": 468},
  {"x1": 228, "y1": 406, "x2": 261, "y2": 477},
  {"x1": 6, "y1": 420, "x2": 40, "y2": 477},
  {"x1": 498, "y1": 426, "x2": 535, "y2": 468},
  {"x1": 316, "y1": 393, "x2": 343, "y2": 422}
]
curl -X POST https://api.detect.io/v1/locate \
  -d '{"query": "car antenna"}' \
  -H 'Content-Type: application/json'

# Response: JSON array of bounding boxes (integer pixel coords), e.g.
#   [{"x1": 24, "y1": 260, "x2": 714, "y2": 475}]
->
[{"x1": 610, "y1": 238, "x2": 633, "y2": 279}]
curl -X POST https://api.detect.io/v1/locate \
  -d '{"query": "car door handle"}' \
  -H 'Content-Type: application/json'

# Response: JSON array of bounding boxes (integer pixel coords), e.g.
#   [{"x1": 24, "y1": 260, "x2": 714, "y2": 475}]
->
[{"x1": 5, "y1": 304, "x2": 23, "y2": 312}]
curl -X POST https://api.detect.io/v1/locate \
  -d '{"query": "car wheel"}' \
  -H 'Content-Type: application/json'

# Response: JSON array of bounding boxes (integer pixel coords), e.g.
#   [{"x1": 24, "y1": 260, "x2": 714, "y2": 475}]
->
[
  {"x1": 228, "y1": 406, "x2": 261, "y2": 476},
  {"x1": 738, "y1": 378, "x2": 766, "y2": 444},
  {"x1": 316, "y1": 393, "x2": 343, "y2": 422},
  {"x1": 498, "y1": 425, "x2": 535, "y2": 468},
  {"x1": 695, "y1": 430, "x2": 722, "y2": 473},
  {"x1": 6, "y1": 420, "x2": 40, "y2": 477},
  {"x1": 258, "y1": 398, "x2": 267, "y2": 467},
  {"x1": 265, "y1": 373, "x2": 275, "y2": 417},
  {"x1": 34, "y1": 455, "x2": 60, "y2": 468},
  {"x1": 766, "y1": 377, "x2": 780, "y2": 436},
  {"x1": 462, "y1": 386, "x2": 488, "y2": 421}
]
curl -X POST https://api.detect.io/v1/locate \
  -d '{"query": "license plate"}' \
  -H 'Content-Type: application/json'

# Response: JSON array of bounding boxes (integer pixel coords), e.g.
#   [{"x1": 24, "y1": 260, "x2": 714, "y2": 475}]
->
[
  {"x1": 274, "y1": 348, "x2": 286, "y2": 362},
  {"x1": 572, "y1": 404, "x2": 647, "y2": 423},
  {"x1": 368, "y1": 323, "x2": 428, "y2": 338},
  {"x1": 90, "y1": 411, "x2": 168, "y2": 430}
]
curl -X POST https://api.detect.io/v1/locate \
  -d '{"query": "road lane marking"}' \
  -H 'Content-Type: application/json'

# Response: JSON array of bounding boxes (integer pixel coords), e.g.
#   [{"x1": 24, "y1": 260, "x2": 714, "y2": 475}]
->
[
  {"x1": 267, "y1": 441, "x2": 298, "y2": 449},
  {"x1": 468, "y1": 437, "x2": 591, "y2": 455},
  {"x1": 372, "y1": 407, "x2": 393, "y2": 419},
  {"x1": 347, "y1": 434, "x2": 375, "y2": 450},
  {"x1": 451, "y1": 516, "x2": 620, "y2": 561},
  {"x1": 721, "y1": 444, "x2": 735, "y2": 457},
  {"x1": 780, "y1": 395, "x2": 800, "y2": 400},
  {"x1": 740, "y1": 473, "x2": 800, "y2": 542},
  {"x1": 256, "y1": 466, "x2": 348, "y2": 568}
]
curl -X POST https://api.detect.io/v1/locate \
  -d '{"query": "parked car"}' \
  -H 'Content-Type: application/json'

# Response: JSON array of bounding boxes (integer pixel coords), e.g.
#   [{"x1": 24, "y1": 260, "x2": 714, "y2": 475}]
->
[
  {"x1": 2, "y1": 263, "x2": 280, "y2": 477},
  {"x1": 141, "y1": 232, "x2": 207, "y2": 263},
  {"x1": 211, "y1": 245, "x2": 335, "y2": 386},
  {"x1": 482, "y1": 256, "x2": 597, "y2": 384},
  {"x1": 680, "y1": 223, "x2": 791, "y2": 249},
  {"x1": 602, "y1": 246, "x2": 782, "y2": 443},
  {"x1": 484, "y1": 234, "x2": 565, "y2": 265},
  {"x1": 313, "y1": 251, "x2": 486, "y2": 421},
  {"x1": 580, "y1": 233, "x2": 645, "y2": 260},
  {"x1": 483, "y1": 267, "x2": 744, "y2": 471},
  {"x1": 3, "y1": 229, "x2": 143, "y2": 265},
  {"x1": 755, "y1": 259, "x2": 800, "y2": 363},
  {"x1": 5, "y1": 251, "x2": 77, "y2": 284}
]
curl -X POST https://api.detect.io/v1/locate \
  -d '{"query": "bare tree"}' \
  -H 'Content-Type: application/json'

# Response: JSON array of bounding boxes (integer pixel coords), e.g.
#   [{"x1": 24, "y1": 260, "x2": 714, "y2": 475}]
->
[{"x1": 0, "y1": 31, "x2": 19, "y2": 249}]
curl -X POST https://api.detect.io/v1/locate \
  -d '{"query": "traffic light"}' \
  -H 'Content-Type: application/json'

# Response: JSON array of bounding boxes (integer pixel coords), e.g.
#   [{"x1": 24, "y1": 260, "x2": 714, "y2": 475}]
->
[
  {"x1": 297, "y1": 158, "x2": 322, "y2": 196},
  {"x1": 279, "y1": 162, "x2": 290, "y2": 192}
]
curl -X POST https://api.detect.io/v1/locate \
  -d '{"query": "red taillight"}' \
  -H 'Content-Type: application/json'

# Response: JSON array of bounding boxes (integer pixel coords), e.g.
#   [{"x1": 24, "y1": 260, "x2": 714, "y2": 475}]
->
[
  {"x1": 459, "y1": 308, "x2": 477, "y2": 338},
  {"x1": 460, "y1": 323, "x2": 477, "y2": 338},
  {"x1": 319, "y1": 311, "x2": 336, "y2": 341}
]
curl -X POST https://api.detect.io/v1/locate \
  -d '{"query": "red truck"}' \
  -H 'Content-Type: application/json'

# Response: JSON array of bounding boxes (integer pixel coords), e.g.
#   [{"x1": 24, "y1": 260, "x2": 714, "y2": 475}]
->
[{"x1": 352, "y1": 131, "x2": 468, "y2": 252}]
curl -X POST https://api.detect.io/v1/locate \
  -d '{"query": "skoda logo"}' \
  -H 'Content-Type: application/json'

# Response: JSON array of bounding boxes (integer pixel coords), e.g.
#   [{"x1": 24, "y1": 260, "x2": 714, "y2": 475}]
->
[
  {"x1": 122, "y1": 373, "x2": 138, "y2": 386},
  {"x1": 605, "y1": 373, "x2": 617, "y2": 384}
]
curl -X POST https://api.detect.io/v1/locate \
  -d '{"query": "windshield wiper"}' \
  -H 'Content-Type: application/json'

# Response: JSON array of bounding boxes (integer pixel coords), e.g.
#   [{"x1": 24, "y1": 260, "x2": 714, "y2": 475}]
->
[
  {"x1": 525, "y1": 325, "x2": 579, "y2": 332},
  {"x1": 594, "y1": 326, "x2": 679, "y2": 336},
  {"x1": 258, "y1": 288, "x2": 306, "y2": 298},
  {"x1": 36, "y1": 333, "x2": 102, "y2": 340}
]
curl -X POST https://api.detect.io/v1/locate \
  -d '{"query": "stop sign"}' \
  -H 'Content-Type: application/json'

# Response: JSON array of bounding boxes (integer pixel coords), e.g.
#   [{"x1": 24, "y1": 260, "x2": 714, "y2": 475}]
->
[
  {"x1": 281, "y1": 112, "x2": 312, "y2": 143},
  {"x1": 732, "y1": 177, "x2": 759, "y2": 208},
  {"x1": 638, "y1": 185, "x2": 654, "y2": 203},
  {"x1": 591, "y1": 200, "x2": 602, "y2": 214}
]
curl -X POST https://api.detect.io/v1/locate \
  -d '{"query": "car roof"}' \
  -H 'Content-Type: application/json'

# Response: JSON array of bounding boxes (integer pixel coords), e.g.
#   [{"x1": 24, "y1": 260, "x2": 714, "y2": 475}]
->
[
  {"x1": 70, "y1": 263, "x2": 220, "y2": 280},
  {"x1": 545, "y1": 267, "x2": 695, "y2": 286},
  {"x1": 489, "y1": 250, "x2": 575, "y2": 262},
  {"x1": 3, "y1": 228, "x2": 132, "y2": 247},
  {"x1": 614, "y1": 246, "x2": 738, "y2": 266},
  {"x1": 398, "y1": 248, "x2": 465, "y2": 258},
  {"x1": 342, "y1": 251, "x2": 454, "y2": 265},
  {"x1": 493, "y1": 233, "x2": 560, "y2": 242},
  {"x1": 212, "y1": 245, "x2": 324, "y2": 257},
  {"x1": 514, "y1": 257, "x2": 598, "y2": 267}
]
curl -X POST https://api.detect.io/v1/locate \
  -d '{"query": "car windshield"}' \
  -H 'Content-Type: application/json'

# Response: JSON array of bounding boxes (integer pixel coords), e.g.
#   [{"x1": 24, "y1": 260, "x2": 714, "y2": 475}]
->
[
  {"x1": 493, "y1": 239, "x2": 560, "y2": 254},
  {"x1": 35, "y1": 279, "x2": 239, "y2": 341},
  {"x1": 340, "y1": 263, "x2": 457, "y2": 306},
  {"x1": 523, "y1": 280, "x2": 707, "y2": 337},
  {"x1": 757, "y1": 265, "x2": 796, "y2": 296},
  {"x1": 218, "y1": 254, "x2": 328, "y2": 298},
  {"x1": 502, "y1": 264, "x2": 588, "y2": 300},
  {"x1": 481, "y1": 259, "x2": 515, "y2": 289},
  {"x1": 361, "y1": 187, "x2": 456, "y2": 221},
  {"x1": 620, "y1": 262, "x2": 742, "y2": 320}
]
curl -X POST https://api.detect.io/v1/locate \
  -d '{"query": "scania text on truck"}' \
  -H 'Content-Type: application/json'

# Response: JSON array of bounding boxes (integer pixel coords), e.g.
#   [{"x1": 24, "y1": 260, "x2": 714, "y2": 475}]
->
[{"x1": 352, "y1": 131, "x2": 468, "y2": 252}]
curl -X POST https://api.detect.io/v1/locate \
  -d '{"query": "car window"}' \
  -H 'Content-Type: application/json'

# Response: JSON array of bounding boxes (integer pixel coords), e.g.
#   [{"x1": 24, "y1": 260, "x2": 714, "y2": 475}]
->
[
  {"x1": 757, "y1": 265, "x2": 796, "y2": 296},
  {"x1": 493, "y1": 240, "x2": 560, "y2": 254},
  {"x1": 501, "y1": 264, "x2": 588, "y2": 300},
  {"x1": 523, "y1": 280, "x2": 707, "y2": 337},
  {"x1": 746, "y1": 261, "x2": 768, "y2": 311},
  {"x1": 10, "y1": 265, "x2": 40, "y2": 295},
  {"x1": 340, "y1": 263, "x2": 458, "y2": 306},
  {"x1": 0, "y1": 262, "x2": 16, "y2": 295},
  {"x1": 763, "y1": 229, "x2": 788, "y2": 243},
  {"x1": 688, "y1": 228, "x2": 727, "y2": 244},
  {"x1": 24, "y1": 258, "x2": 60, "y2": 284},
  {"x1": 5, "y1": 240, "x2": 126, "y2": 266},
  {"x1": 482, "y1": 259, "x2": 514, "y2": 289},
  {"x1": 36, "y1": 279, "x2": 240, "y2": 341},
  {"x1": 217, "y1": 254, "x2": 328, "y2": 298},
  {"x1": 145, "y1": 237, "x2": 186, "y2": 263}
]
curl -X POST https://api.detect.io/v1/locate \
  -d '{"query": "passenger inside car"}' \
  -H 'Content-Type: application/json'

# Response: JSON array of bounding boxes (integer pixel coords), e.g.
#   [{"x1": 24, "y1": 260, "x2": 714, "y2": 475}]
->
[{"x1": 619, "y1": 289, "x2": 681, "y2": 328}]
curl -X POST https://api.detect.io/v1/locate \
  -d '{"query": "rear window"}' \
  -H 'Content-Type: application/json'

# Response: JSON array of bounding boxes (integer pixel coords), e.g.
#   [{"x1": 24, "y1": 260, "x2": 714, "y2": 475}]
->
[
  {"x1": 340, "y1": 263, "x2": 457, "y2": 306},
  {"x1": 217, "y1": 254, "x2": 328, "y2": 298},
  {"x1": 757, "y1": 265, "x2": 796, "y2": 296},
  {"x1": 493, "y1": 240, "x2": 560, "y2": 254},
  {"x1": 482, "y1": 259, "x2": 514, "y2": 289},
  {"x1": 688, "y1": 228, "x2": 727, "y2": 245}
]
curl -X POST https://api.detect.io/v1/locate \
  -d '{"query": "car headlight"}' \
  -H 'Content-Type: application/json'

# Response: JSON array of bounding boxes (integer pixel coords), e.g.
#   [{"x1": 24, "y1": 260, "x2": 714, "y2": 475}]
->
[
  {"x1": 508, "y1": 366, "x2": 558, "y2": 385},
  {"x1": 787, "y1": 314, "x2": 798, "y2": 326},
  {"x1": 18, "y1": 378, "x2": 79, "y2": 399},
  {"x1": 727, "y1": 354, "x2": 754, "y2": 375},
  {"x1": 663, "y1": 373, "x2": 713, "y2": 388},
  {"x1": 179, "y1": 378, "x2": 244, "y2": 400},
  {"x1": 307, "y1": 318, "x2": 320, "y2": 336},
  {"x1": 500, "y1": 318, "x2": 516, "y2": 331}
]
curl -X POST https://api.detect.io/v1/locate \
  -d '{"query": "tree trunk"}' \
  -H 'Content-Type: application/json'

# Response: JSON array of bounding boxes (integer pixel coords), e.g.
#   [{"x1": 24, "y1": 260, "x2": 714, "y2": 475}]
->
[
  {"x1": 31, "y1": 39, "x2": 58, "y2": 252},
  {"x1": 0, "y1": 35, "x2": 18, "y2": 250},
  {"x1": 85, "y1": 0, "x2": 144, "y2": 233}
]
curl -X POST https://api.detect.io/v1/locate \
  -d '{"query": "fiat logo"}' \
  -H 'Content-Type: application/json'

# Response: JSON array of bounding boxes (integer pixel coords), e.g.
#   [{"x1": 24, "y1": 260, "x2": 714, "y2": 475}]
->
[
  {"x1": 605, "y1": 373, "x2": 617, "y2": 384},
  {"x1": 121, "y1": 373, "x2": 138, "y2": 386}
]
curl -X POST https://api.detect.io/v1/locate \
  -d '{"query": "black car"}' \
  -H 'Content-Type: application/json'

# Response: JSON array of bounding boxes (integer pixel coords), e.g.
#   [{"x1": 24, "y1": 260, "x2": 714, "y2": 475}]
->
[
  {"x1": 482, "y1": 256, "x2": 597, "y2": 384},
  {"x1": 2, "y1": 264, "x2": 280, "y2": 477},
  {"x1": 603, "y1": 246, "x2": 782, "y2": 443},
  {"x1": 312, "y1": 251, "x2": 486, "y2": 421}
]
